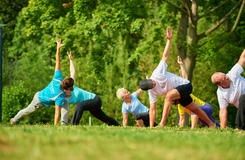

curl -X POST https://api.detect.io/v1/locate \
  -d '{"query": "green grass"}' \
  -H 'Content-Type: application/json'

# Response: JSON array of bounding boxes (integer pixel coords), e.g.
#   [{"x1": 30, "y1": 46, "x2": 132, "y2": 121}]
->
[{"x1": 0, "y1": 125, "x2": 244, "y2": 160}]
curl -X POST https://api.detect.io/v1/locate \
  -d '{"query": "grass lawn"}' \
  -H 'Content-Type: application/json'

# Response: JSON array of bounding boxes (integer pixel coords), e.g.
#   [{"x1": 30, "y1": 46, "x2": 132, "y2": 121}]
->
[{"x1": 0, "y1": 125, "x2": 244, "y2": 160}]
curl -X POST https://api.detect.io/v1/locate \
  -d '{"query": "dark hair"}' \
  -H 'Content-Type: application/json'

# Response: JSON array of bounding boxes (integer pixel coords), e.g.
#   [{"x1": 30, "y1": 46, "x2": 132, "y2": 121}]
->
[
  {"x1": 139, "y1": 79, "x2": 153, "y2": 90},
  {"x1": 60, "y1": 77, "x2": 74, "y2": 91}
]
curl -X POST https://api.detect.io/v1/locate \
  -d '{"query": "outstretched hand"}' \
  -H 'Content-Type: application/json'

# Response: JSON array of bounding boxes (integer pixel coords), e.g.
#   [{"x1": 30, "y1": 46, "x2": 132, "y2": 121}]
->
[
  {"x1": 165, "y1": 27, "x2": 172, "y2": 40},
  {"x1": 67, "y1": 51, "x2": 72, "y2": 60},
  {"x1": 177, "y1": 56, "x2": 183, "y2": 65},
  {"x1": 56, "y1": 38, "x2": 64, "y2": 48}
]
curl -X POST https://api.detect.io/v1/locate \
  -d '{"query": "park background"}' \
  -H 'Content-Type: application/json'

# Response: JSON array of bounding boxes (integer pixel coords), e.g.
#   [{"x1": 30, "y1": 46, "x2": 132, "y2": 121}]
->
[{"x1": 0, "y1": 0, "x2": 245, "y2": 127}]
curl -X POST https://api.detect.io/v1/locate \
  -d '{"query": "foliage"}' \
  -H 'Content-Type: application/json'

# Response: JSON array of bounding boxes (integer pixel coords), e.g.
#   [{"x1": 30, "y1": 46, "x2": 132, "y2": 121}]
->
[
  {"x1": 1, "y1": 0, "x2": 245, "y2": 126},
  {"x1": 0, "y1": 0, "x2": 29, "y2": 84}
]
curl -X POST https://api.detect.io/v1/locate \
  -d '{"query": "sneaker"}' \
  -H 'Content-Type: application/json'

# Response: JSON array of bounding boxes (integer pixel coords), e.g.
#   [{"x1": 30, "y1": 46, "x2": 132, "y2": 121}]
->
[{"x1": 10, "y1": 118, "x2": 15, "y2": 125}]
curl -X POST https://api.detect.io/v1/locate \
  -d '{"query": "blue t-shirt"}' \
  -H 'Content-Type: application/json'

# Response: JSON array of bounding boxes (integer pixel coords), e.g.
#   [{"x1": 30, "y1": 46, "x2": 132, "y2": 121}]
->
[
  {"x1": 121, "y1": 92, "x2": 149, "y2": 115},
  {"x1": 68, "y1": 86, "x2": 96, "y2": 104},
  {"x1": 38, "y1": 70, "x2": 66, "y2": 107}
]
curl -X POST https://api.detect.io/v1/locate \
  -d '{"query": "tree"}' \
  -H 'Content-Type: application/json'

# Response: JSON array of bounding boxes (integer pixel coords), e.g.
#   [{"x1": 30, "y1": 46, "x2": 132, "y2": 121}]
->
[
  {"x1": 0, "y1": 0, "x2": 28, "y2": 84},
  {"x1": 164, "y1": 0, "x2": 244, "y2": 80}
]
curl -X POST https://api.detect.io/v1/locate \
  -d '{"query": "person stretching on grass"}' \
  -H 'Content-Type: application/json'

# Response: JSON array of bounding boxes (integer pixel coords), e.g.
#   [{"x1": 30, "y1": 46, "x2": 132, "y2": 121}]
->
[
  {"x1": 10, "y1": 39, "x2": 74, "y2": 125},
  {"x1": 116, "y1": 88, "x2": 157, "y2": 127},
  {"x1": 139, "y1": 27, "x2": 216, "y2": 128},
  {"x1": 177, "y1": 56, "x2": 220, "y2": 128},
  {"x1": 60, "y1": 52, "x2": 120, "y2": 126},
  {"x1": 211, "y1": 49, "x2": 245, "y2": 130}
]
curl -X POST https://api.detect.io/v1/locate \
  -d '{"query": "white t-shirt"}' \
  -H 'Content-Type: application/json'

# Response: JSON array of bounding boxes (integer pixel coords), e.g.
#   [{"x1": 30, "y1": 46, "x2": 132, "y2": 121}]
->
[
  {"x1": 217, "y1": 63, "x2": 245, "y2": 108},
  {"x1": 148, "y1": 60, "x2": 190, "y2": 104}
]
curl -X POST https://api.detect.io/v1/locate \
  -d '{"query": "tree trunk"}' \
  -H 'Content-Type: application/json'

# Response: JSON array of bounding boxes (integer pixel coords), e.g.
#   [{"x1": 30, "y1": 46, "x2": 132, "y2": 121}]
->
[
  {"x1": 185, "y1": 0, "x2": 198, "y2": 81},
  {"x1": 175, "y1": 3, "x2": 189, "y2": 126},
  {"x1": 176, "y1": 7, "x2": 188, "y2": 59},
  {"x1": 183, "y1": 55, "x2": 197, "y2": 81}
]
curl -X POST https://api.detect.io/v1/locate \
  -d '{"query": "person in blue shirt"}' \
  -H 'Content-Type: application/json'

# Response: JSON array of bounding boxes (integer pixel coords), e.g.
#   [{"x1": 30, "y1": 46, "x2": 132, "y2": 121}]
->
[
  {"x1": 116, "y1": 88, "x2": 157, "y2": 127},
  {"x1": 60, "y1": 52, "x2": 120, "y2": 126},
  {"x1": 10, "y1": 39, "x2": 74, "y2": 125}
]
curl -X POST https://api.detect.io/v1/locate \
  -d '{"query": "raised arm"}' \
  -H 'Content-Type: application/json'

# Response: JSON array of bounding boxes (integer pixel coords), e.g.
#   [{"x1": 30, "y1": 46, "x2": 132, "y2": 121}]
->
[
  {"x1": 55, "y1": 39, "x2": 64, "y2": 71},
  {"x1": 238, "y1": 49, "x2": 245, "y2": 67},
  {"x1": 177, "y1": 56, "x2": 188, "y2": 79},
  {"x1": 135, "y1": 88, "x2": 143, "y2": 96},
  {"x1": 161, "y1": 27, "x2": 172, "y2": 62},
  {"x1": 67, "y1": 51, "x2": 75, "y2": 82}
]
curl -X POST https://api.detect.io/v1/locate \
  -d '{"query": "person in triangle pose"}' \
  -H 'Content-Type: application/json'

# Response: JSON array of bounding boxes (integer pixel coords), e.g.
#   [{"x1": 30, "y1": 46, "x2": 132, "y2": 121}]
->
[
  {"x1": 139, "y1": 27, "x2": 216, "y2": 128},
  {"x1": 11, "y1": 39, "x2": 74, "y2": 125},
  {"x1": 60, "y1": 51, "x2": 120, "y2": 126},
  {"x1": 177, "y1": 56, "x2": 220, "y2": 128}
]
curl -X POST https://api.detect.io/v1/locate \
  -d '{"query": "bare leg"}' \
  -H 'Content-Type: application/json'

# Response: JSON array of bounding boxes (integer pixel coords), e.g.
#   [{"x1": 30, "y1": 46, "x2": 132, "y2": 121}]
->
[
  {"x1": 179, "y1": 114, "x2": 185, "y2": 127},
  {"x1": 186, "y1": 102, "x2": 215, "y2": 127},
  {"x1": 191, "y1": 115, "x2": 198, "y2": 128},
  {"x1": 160, "y1": 89, "x2": 181, "y2": 127},
  {"x1": 136, "y1": 120, "x2": 144, "y2": 127}
]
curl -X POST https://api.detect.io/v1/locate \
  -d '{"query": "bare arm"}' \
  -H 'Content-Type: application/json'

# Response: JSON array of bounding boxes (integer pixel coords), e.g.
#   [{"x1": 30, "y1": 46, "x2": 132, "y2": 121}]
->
[
  {"x1": 177, "y1": 56, "x2": 188, "y2": 79},
  {"x1": 55, "y1": 39, "x2": 64, "y2": 71},
  {"x1": 238, "y1": 49, "x2": 245, "y2": 67},
  {"x1": 179, "y1": 114, "x2": 185, "y2": 127},
  {"x1": 122, "y1": 113, "x2": 128, "y2": 127},
  {"x1": 67, "y1": 51, "x2": 75, "y2": 81},
  {"x1": 54, "y1": 105, "x2": 61, "y2": 125},
  {"x1": 161, "y1": 27, "x2": 172, "y2": 62},
  {"x1": 149, "y1": 103, "x2": 157, "y2": 128},
  {"x1": 135, "y1": 89, "x2": 143, "y2": 96},
  {"x1": 219, "y1": 107, "x2": 228, "y2": 128},
  {"x1": 191, "y1": 115, "x2": 198, "y2": 128}
]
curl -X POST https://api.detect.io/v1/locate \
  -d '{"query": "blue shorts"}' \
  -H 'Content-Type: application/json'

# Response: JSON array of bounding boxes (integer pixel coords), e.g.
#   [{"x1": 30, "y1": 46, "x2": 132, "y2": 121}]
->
[{"x1": 191, "y1": 103, "x2": 213, "y2": 116}]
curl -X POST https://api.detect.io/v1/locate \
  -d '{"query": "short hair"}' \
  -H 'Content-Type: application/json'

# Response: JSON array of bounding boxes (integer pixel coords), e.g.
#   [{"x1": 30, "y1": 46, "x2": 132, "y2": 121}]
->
[
  {"x1": 116, "y1": 88, "x2": 126, "y2": 99},
  {"x1": 211, "y1": 73, "x2": 221, "y2": 86},
  {"x1": 139, "y1": 79, "x2": 153, "y2": 90},
  {"x1": 60, "y1": 77, "x2": 74, "y2": 91}
]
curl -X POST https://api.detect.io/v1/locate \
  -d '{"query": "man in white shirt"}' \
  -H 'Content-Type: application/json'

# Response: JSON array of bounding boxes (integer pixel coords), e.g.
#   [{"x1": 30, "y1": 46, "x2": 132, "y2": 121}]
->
[
  {"x1": 139, "y1": 27, "x2": 216, "y2": 128},
  {"x1": 211, "y1": 49, "x2": 245, "y2": 129}
]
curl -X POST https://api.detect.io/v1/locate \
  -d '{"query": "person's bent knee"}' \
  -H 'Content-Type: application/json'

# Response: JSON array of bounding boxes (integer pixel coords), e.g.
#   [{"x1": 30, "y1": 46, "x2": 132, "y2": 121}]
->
[{"x1": 165, "y1": 89, "x2": 179, "y2": 102}]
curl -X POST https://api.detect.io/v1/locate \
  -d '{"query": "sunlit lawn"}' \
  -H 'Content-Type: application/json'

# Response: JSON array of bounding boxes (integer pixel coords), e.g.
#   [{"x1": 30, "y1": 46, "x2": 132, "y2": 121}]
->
[{"x1": 0, "y1": 125, "x2": 244, "y2": 160}]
